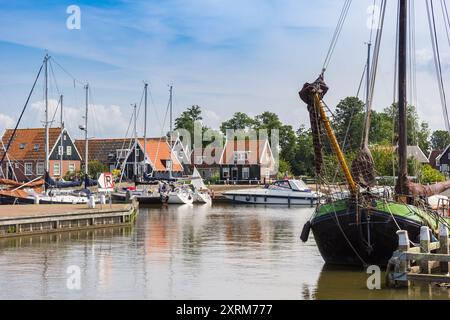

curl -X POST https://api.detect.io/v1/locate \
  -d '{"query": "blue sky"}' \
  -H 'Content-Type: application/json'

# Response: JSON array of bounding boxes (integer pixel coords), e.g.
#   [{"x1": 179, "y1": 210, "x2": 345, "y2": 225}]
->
[{"x1": 0, "y1": 0, "x2": 448, "y2": 139}]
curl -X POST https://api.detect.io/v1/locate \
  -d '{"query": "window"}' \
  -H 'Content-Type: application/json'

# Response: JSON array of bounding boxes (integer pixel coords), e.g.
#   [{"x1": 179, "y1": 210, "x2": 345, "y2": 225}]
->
[
  {"x1": 34, "y1": 144, "x2": 39, "y2": 151},
  {"x1": 68, "y1": 163, "x2": 75, "y2": 173},
  {"x1": 195, "y1": 155, "x2": 204, "y2": 164},
  {"x1": 53, "y1": 163, "x2": 60, "y2": 176},
  {"x1": 165, "y1": 160, "x2": 172, "y2": 171},
  {"x1": 242, "y1": 167, "x2": 250, "y2": 180},
  {"x1": 24, "y1": 163, "x2": 33, "y2": 176},
  {"x1": 223, "y1": 167, "x2": 230, "y2": 178},
  {"x1": 36, "y1": 162, "x2": 45, "y2": 176},
  {"x1": 116, "y1": 149, "x2": 130, "y2": 159},
  {"x1": 67, "y1": 146, "x2": 72, "y2": 156},
  {"x1": 15, "y1": 162, "x2": 19, "y2": 169},
  {"x1": 234, "y1": 151, "x2": 248, "y2": 162},
  {"x1": 58, "y1": 146, "x2": 63, "y2": 156},
  {"x1": 19, "y1": 143, "x2": 26, "y2": 150}
]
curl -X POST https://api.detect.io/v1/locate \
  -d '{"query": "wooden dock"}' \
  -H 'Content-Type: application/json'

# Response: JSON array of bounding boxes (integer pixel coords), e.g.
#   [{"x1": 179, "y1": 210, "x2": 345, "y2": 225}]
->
[
  {"x1": 0, "y1": 200, "x2": 138, "y2": 238},
  {"x1": 386, "y1": 224, "x2": 450, "y2": 288}
]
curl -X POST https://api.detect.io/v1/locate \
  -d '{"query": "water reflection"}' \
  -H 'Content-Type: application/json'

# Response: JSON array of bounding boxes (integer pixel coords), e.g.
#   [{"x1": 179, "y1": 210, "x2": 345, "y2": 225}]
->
[{"x1": 0, "y1": 204, "x2": 448, "y2": 299}]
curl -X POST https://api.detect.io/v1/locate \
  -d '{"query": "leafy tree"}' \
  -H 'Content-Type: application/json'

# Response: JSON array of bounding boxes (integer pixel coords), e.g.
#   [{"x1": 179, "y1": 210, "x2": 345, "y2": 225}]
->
[
  {"x1": 332, "y1": 97, "x2": 365, "y2": 151},
  {"x1": 277, "y1": 158, "x2": 292, "y2": 179},
  {"x1": 431, "y1": 130, "x2": 450, "y2": 150},
  {"x1": 220, "y1": 112, "x2": 256, "y2": 134},
  {"x1": 174, "y1": 105, "x2": 207, "y2": 149},
  {"x1": 417, "y1": 122, "x2": 430, "y2": 154},
  {"x1": 88, "y1": 160, "x2": 108, "y2": 179},
  {"x1": 291, "y1": 126, "x2": 315, "y2": 176}
]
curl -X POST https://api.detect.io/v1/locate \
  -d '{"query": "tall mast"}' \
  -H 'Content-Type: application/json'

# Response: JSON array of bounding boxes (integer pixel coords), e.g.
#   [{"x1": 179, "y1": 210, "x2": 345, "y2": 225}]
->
[
  {"x1": 133, "y1": 103, "x2": 137, "y2": 178},
  {"x1": 84, "y1": 83, "x2": 89, "y2": 183},
  {"x1": 44, "y1": 54, "x2": 49, "y2": 175},
  {"x1": 169, "y1": 86, "x2": 173, "y2": 177},
  {"x1": 169, "y1": 85, "x2": 173, "y2": 146},
  {"x1": 60, "y1": 94, "x2": 64, "y2": 177},
  {"x1": 397, "y1": 0, "x2": 408, "y2": 196},
  {"x1": 143, "y1": 83, "x2": 148, "y2": 176}
]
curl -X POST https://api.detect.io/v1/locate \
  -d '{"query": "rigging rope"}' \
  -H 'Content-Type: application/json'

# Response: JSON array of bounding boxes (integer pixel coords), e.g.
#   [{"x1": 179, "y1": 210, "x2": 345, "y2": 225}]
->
[
  {"x1": 322, "y1": 0, "x2": 353, "y2": 73},
  {"x1": 0, "y1": 61, "x2": 44, "y2": 167},
  {"x1": 426, "y1": 0, "x2": 450, "y2": 133}
]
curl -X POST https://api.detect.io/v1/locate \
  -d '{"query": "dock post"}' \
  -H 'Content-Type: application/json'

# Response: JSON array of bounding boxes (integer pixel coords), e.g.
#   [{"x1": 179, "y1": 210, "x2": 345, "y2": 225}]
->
[
  {"x1": 420, "y1": 226, "x2": 431, "y2": 274},
  {"x1": 439, "y1": 223, "x2": 449, "y2": 273},
  {"x1": 386, "y1": 230, "x2": 409, "y2": 288}
]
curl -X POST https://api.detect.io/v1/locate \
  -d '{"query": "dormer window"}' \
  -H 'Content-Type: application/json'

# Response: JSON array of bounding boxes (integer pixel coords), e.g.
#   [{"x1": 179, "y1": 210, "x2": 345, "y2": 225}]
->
[
  {"x1": 19, "y1": 143, "x2": 26, "y2": 149},
  {"x1": 34, "y1": 144, "x2": 39, "y2": 151}
]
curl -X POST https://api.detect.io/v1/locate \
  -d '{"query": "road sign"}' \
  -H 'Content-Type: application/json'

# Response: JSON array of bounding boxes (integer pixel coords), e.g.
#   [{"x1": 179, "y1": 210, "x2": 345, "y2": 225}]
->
[{"x1": 98, "y1": 172, "x2": 115, "y2": 192}]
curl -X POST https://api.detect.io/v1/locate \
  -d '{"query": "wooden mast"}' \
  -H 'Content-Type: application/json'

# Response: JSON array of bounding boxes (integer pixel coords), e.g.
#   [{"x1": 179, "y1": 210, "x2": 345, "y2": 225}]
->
[{"x1": 396, "y1": 0, "x2": 408, "y2": 197}]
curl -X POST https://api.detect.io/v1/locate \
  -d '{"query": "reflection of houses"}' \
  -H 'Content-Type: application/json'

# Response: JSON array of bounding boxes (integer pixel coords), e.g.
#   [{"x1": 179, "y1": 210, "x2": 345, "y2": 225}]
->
[
  {"x1": 0, "y1": 128, "x2": 82, "y2": 181},
  {"x1": 219, "y1": 139, "x2": 276, "y2": 184},
  {"x1": 75, "y1": 137, "x2": 183, "y2": 180}
]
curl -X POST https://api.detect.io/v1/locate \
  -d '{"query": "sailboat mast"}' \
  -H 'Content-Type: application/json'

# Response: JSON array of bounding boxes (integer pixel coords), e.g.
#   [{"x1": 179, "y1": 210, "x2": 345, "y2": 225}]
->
[
  {"x1": 133, "y1": 103, "x2": 137, "y2": 178},
  {"x1": 169, "y1": 85, "x2": 173, "y2": 145},
  {"x1": 397, "y1": 0, "x2": 408, "y2": 195},
  {"x1": 84, "y1": 84, "x2": 89, "y2": 181},
  {"x1": 60, "y1": 94, "x2": 64, "y2": 177},
  {"x1": 44, "y1": 54, "x2": 49, "y2": 175},
  {"x1": 143, "y1": 83, "x2": 148, "y2": 176}
]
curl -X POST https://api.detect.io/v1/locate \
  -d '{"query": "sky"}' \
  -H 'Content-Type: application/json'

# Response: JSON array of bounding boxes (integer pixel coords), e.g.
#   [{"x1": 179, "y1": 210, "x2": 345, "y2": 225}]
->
[{"x1": 0, "y1": 0, "x2": 448, "y2": 140}]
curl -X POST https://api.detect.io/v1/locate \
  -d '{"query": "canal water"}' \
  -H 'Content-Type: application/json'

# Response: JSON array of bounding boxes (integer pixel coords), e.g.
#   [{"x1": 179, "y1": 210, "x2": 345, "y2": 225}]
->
[{"x1": 0, "y1": 204, "x2": 449, "y2": 299}]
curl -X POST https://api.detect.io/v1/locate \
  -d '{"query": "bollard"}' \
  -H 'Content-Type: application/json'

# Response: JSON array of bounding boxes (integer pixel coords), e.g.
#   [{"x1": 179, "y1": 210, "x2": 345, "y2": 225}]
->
[
  {"x1": 388, "y1": 230, "x2": 410, "y2": 288},
  {"x1": 34, "y1": 195, "x2": 40, "y2": 205},
  {"x1": 439, "y1": 223, "x2": 449, "y2": 273},
  {"x1": 420, "y1": 226, "x2": 431, "y2": 274},
  {"x1": 88, "y1": 196, "x2": 96, "y2": 209},
  {"x1": 100, "y1": 194, "x2": 106, "y2": 205}
]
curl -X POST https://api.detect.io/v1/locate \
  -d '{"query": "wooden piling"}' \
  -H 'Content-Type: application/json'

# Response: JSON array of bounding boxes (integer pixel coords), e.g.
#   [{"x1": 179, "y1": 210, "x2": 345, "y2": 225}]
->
[
  {"x1": 439, "y1": 223, "x2": 449, "y2": 273},
  {"x1": 420, "y1": 226, "x2": 431, "y2": 274}
]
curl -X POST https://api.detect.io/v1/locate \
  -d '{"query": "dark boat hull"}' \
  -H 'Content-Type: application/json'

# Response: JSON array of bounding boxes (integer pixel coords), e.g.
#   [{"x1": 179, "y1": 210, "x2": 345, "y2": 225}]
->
[{"x1": 310, "y1": 201, "x2": 424, "y2": 267}]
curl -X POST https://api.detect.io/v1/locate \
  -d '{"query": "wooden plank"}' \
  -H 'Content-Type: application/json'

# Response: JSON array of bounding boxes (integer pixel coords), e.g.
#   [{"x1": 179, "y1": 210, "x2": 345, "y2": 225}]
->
[
  {"x1": 406, "y1": 252, "x2": 450, "y2": 262},
  {"x1": 407, "y1": 273, "x2": 450, "y2": 283}
]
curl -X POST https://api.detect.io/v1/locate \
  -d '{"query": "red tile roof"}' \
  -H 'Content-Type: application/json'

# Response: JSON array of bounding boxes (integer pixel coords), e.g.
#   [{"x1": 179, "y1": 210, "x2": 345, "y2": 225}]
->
[
  {"x1": 0, "y1": 128, "x2": 62, "y2": 161},
  {"x1": 138, "y1": 138, "x2": 183, "y2": 172}
]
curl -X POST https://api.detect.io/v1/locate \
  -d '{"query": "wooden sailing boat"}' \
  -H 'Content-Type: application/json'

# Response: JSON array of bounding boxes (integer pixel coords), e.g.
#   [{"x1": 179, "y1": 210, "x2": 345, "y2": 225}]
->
[{"x1": 300, "y1": 0, "x2": 450, "y2": 266}]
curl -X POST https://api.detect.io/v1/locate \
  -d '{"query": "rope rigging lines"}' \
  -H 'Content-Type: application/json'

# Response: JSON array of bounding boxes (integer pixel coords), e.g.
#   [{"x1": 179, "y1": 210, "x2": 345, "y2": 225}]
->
[{"x1": 321, "y1": 0, "x2": 353, "y2": 74}]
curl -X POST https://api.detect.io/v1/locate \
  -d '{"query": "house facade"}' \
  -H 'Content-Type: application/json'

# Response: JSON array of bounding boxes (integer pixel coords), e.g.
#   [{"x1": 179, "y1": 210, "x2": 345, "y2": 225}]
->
[
  {"x1": 0, "y1": 127, "x2": 82, "y2": 182},
  {"x1": 218, "y1": 139, "x2": 276, "y2": 184},
  {"x1": 436, "y1": 145, "x2": 450, "y2": 175},
  {"x1": 75, "y1": 137, "x2": 183, "y2": 180}
]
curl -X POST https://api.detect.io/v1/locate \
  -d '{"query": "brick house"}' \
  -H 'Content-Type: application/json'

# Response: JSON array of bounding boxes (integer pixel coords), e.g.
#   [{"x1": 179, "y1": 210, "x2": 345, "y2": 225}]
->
[
  {"x1": 0, "y1": 128, "x2": 82, "y2": 182},
  {"x1": 75, "y1": 137, "x2": 183, "y2": 180}
]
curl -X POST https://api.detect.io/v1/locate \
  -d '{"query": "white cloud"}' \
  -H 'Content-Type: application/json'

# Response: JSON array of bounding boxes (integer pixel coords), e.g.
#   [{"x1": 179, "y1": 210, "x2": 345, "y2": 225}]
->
[
  {"x1": 29, "y1": 99, "x2": 130, "y2": 138},
  {"x1": 0, "y1": 113, "x2": 14, "y2": 132}
]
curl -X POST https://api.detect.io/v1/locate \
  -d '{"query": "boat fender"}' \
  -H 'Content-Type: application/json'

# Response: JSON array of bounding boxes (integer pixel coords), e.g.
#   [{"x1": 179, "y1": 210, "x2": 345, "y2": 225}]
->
[{"x1": 300, "y1": 221, "x2": 311, "y2": 242}]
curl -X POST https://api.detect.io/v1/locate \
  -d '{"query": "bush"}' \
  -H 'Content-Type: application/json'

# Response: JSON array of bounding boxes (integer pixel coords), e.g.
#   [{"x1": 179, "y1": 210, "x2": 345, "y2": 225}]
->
[
  {"x1": 420, "y1": 164, "x2": 445, "y2": 184},
  {"x1": 88, "y1": 160, "x2": 108, "y2": 179}
]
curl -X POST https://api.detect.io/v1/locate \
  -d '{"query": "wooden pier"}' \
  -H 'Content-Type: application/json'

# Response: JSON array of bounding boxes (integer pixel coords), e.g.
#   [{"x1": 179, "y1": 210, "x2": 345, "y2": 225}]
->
[
  {"x1": 0, "y1": 200, "x2": 138, "y2": 238},
  {"x1": 386, "y1": 224, "x2": 450, "y2": 288}
]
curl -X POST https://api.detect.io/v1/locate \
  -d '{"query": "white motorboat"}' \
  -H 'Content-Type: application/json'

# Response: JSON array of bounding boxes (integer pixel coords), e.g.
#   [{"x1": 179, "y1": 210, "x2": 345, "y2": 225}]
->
[
  {"x1": 223, "y1": 179, "x2": 318, "y2": 206},
  {"x1": 167, "y1": 187, "x2": 194, "y2": 204}
]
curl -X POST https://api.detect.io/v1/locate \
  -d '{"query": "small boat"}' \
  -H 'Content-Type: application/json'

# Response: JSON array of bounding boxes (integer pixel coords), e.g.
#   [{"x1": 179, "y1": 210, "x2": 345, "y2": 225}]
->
[
  {"x1": 167, "y1": 187, "x2": 194, "y2": 204},
  {"x1": 194, "y1": 190, "x2": 212, "y2": 205},
  {"x1": 111, "y1": 186, "x2": 163, "y2": 204},
  {"x1": 191, "y1": 167, "x2": 212, "y2": 205},
  {"x1": 223, "y1": 179, "x2": 318, "y2": 206}
]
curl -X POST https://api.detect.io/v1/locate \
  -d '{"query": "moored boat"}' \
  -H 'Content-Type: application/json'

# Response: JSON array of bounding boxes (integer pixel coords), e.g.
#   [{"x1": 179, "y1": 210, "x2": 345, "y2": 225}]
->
[{"x1": 223, "y1": 179, "x2": 318, "y2": 206}]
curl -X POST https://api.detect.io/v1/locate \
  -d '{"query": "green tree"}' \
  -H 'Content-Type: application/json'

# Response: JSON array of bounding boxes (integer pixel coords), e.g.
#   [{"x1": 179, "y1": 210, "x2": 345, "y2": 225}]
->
[
  {"x1": 174, "y1": 105, "x2": 207, "y2": 149},
  {"x1": 431, "y1": 130, "x2": 450, "y2": 150},
  {"x1": 88, "y1": 160, "x2": 108, "y2": 179},
  {"x1": 332, "y1": 97, "x2": 365, "y2": 151},
  {"x1": 291, "y1": 126, "x2": 315, "y2": 176},
  {"x1": 220, "y1": 112, "x2": 256, "y2": 134},
  {"x1": 417, "y1": 122, "x2": 430, "y2": 154}
]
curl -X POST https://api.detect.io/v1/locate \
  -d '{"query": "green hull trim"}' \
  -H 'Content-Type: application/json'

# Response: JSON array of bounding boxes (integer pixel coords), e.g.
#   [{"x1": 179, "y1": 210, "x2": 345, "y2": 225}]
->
[{"x1": 315, "y1": 199, "x2": 450, "y2": 229}]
